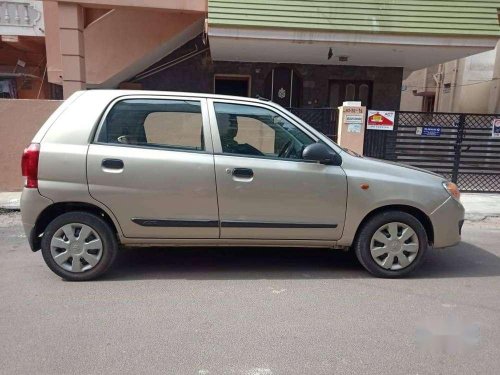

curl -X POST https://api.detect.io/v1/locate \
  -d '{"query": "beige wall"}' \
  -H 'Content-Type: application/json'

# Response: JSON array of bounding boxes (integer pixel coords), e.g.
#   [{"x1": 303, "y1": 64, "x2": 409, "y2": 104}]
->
[
  {"x1": 0, "y1": 99, "x2": 62, "y2": 191},
  {"x1": 488, "y1": 40, "x2": 500, "y2": 113},
  {"x1": 400, "y1": 69, "x2": 425, "y2": 111},
  {"x1": 401, "y1": 41, "x2": 500, "y2": 114}
]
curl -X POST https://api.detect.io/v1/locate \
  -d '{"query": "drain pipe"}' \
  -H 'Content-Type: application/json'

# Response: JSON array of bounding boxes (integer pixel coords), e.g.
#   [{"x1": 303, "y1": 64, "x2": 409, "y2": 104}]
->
[
  {"x1": 448, "y1": 59, "x2": 459, "y2": 112},
  {"x1": 433, "y1": 64, "x2": 443, "y2": 111}
]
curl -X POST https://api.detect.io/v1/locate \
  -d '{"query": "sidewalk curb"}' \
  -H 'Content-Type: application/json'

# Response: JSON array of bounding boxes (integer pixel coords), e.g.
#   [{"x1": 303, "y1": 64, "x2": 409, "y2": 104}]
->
[
  {"x1": 465, "y1": 213, "x2": 500, "y2": 222},
  {"x1": 0, "y1": 193, "x2": 21, "y2": 212}
]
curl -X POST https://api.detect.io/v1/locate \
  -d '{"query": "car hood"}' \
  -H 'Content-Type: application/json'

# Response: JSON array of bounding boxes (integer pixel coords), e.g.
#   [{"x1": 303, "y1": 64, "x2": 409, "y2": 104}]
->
[{"x1": 364, "y1": 157, "x2": 446, "y2": 179}]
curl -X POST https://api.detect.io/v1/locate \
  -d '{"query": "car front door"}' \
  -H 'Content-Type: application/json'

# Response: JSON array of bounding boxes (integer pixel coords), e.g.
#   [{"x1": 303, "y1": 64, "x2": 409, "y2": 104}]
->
[
  {"x1": 87, "y1": 96, "x2": 219, "y2": 239},
  {"x1": 208, "y1": 99, "x2": 347, "y2": 241}
]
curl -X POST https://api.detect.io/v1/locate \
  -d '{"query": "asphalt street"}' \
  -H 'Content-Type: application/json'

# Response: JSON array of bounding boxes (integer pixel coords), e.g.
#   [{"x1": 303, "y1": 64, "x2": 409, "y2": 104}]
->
[{"x1": 1, "y1": 211, "x2": 500, "y2": 375}]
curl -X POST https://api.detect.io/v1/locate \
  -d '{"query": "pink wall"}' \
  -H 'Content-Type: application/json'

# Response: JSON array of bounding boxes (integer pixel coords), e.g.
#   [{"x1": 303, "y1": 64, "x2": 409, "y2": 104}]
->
[
  {"x1": 0, "y1": 99, "x2": 63, "y2": 191},
  {"x1": 84, "y1": 8, "x2": 203, "y2": 86},
  {"x1": 43, "y1": 1, "x2": 63, "y2": 85},
  {"x1": 44, "y1": 1, "x2": 205, "y2": 90},
  {"x1": 44, "y1": 0, "x2": 207, "y2": 12}
]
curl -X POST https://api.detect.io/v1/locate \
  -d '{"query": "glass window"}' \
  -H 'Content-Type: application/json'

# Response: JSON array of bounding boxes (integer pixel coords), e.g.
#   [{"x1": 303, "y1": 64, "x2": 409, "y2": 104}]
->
[
  {"x1": 329, "y1": 82, "x2": 340, "y2": 107},
  {"x1": 97, "y1": 99, "x2": 204, "y2": 151},
  {"x1": 214, "y1": 102, "x2": 315, "y2": 160},
  {"x1": 345, "y1": 83, "x2": 355, "y2": 101},
  {"x1": 359, "y1": 84, "x2": 369, "y2": 107}
]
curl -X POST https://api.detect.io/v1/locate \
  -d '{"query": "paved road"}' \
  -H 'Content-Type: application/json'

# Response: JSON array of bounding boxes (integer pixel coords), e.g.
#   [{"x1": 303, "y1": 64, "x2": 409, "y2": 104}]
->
[{"x1": 1, "y1": 211, "x2": 500, "y2": 375}]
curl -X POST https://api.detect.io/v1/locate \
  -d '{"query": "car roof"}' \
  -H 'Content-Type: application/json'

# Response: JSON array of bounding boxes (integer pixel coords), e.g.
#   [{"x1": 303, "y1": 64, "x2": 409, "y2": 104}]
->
[{"x1": 79, "y1": 90, "x2": 276, "y2": 106}]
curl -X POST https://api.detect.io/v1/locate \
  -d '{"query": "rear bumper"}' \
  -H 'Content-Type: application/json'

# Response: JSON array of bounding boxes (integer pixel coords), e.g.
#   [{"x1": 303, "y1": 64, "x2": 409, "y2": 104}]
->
[
  {"x1": 20, "y1": 188, "x2": 53, "y2": 251},
  {"x1": 429, "y1": 196, "x2": 465, "y2": 248}
]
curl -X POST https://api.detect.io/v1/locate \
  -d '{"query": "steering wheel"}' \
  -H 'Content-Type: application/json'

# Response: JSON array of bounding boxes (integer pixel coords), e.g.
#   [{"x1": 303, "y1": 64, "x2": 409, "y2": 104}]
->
[{"x1": 277, "y1": 139, "x2": 294, "y2": 158}]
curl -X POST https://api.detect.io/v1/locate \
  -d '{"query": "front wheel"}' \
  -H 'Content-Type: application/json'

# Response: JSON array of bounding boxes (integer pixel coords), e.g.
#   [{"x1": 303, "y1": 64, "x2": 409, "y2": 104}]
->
[
  {"x1": 353, "y1": 211, "x2": 428, "y2": 278},
  {"x1": 41, "y1": 212, "x2": 118, "y2": 281}
]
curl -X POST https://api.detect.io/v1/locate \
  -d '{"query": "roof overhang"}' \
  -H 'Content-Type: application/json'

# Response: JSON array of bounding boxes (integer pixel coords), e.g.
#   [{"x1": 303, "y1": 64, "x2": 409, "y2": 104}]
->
[{"x1": 208, "y1": 27, "x2": 498, "y2": 71}]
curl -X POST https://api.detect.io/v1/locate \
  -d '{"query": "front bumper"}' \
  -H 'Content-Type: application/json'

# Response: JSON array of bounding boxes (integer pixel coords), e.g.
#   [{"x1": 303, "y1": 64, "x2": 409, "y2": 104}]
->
[{"x1": 429, "y1": 196, "x2": 465, "y2": 248}]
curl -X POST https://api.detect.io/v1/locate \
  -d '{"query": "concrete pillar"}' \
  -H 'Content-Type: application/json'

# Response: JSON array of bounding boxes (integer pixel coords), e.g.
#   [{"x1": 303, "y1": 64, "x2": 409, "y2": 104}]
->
[
  {"x1": 58, "y1": 3, "x2": 86, "y2": 98},
  {"x1": 337, "y1": 106, "x2": 367, "y2": 155},
  {"x1": 488, "y1": 40, "x2": 500, "y2": 113}
]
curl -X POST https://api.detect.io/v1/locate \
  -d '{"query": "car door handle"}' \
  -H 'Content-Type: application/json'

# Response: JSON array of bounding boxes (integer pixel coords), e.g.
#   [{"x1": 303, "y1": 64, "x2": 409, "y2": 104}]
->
[
  {"x1": 102, "y1": 158, "x2": 124, "y2": 169},
  {"x1": 232, "y1": 168, "x2": 254, "y2": 178}
]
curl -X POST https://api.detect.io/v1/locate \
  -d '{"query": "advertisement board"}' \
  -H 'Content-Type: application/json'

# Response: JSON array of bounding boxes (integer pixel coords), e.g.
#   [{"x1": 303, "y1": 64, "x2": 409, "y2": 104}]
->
[{"x1": 367, "y1": 110, "x2": 395, "y2": 131}]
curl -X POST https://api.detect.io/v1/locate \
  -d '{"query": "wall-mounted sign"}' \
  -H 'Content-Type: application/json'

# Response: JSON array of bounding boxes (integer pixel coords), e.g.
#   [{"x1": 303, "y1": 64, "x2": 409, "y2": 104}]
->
[
  {"x1": 416, "y1": 126, "x2": 442, "y2": 137},
  {"x1": 343, "y1": 101, "x2": 361, "y2": 107},
  {"x1": 343, "y1": 107, "x2": 363, "y2": 113},
  {"x1": 367, "y1": 110, "x2": 395, "y2": 130},
  {"x1": 345, "y1": 114, "x2": 363, "y2": 133},
  {"x1": 492, "y1": 118, "x2": 500, "y2": 138}
]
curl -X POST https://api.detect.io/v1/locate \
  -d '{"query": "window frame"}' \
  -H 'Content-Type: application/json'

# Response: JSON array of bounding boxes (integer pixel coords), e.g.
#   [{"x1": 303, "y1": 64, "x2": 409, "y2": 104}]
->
[
  {"x1": 207, "y1": 98, "x2": 323, "y2": 163},
  {"x1": 93, "y1": 95, "x2": 213, "y2": 154}
]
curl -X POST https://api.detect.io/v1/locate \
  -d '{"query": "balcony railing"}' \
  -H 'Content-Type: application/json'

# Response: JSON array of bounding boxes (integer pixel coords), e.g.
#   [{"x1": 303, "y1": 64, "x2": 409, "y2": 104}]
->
[{"x1": 0, "y1": 1, "x2": 44, "y2": 36}]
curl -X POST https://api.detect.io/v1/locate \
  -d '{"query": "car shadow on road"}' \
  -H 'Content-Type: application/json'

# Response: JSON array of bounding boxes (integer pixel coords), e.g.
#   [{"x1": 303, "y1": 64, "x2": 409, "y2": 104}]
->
[{"x1": 103, "y1": 241, "x2": 500, "y2": 281}]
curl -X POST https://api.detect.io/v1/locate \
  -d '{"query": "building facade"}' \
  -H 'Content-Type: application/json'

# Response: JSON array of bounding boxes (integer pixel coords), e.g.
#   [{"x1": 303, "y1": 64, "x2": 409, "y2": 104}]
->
[
  {"x1": 1, "y1": 0, "x2": 499, "y2": 109},
  {"x1": 0, "y1": 0, "x2": 51, "y2": 99},
  {"x1": 401, "y1": 40, "x2": 500, "y2": 114},
  {"x1": 39, "y1": 0, "x2": 500, "y2": 102}
]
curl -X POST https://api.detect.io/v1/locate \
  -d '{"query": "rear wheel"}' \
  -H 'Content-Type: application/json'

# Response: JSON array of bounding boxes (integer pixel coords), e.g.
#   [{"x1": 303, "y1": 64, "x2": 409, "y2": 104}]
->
[
  {"x1": 41, "y1": 212, "x2": 118, "y2": 281},
  {"x1": 353, "y1": 211, "x2": 428, "y2": 278}
]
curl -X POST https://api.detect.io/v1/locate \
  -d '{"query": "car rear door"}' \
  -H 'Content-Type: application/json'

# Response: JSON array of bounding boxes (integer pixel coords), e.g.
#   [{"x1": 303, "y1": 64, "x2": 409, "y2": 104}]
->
[
  {"x1": 208, "y1": 99, "x2": 347, "y2": 241},
  {"x1": 87, "y1": 95, "x2": 219, "y2": 239}
]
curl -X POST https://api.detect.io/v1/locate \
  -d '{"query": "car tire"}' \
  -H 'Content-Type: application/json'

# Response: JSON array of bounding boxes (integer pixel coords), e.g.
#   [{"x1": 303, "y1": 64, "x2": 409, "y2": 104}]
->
[
  {"x1": 41, "y1": 211, "x2": 118, "y2": 281},
  {"x1": 353, "y1": 211, "x2": 428, "y2": 278}
]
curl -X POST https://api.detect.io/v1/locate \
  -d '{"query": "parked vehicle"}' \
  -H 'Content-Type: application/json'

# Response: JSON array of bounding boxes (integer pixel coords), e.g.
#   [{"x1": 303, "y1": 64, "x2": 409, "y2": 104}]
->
[{"x1": 21, "y1": 91, "x2": 464, "y2": 280}]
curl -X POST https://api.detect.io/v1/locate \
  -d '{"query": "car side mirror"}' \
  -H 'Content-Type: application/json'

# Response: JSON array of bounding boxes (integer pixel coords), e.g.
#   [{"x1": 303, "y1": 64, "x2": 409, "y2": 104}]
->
[{"x1": 302, "y1": 143, "x2": 342, "y2": 166}]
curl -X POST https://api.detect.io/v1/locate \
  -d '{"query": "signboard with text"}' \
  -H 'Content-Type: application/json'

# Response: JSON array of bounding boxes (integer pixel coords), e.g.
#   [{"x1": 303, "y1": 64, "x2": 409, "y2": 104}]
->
[
  {"x1": 493, "y1": 118, "x2": 500, "y2": 138},
  {"x1": 345, "y1": 114, "x2": 363, "y2": 133},
  {"x1": 416, "y1": 126, "x2": 442, "y2": 137},
  {"x1": 367, "y1": 110, "x2": 395, "y2": 131}
]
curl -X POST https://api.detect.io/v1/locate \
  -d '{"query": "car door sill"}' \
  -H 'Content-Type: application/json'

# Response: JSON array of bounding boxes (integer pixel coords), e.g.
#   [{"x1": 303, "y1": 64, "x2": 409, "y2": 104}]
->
[{"x1": 120, "y1": 238, "x2": 338, "y2": 248}]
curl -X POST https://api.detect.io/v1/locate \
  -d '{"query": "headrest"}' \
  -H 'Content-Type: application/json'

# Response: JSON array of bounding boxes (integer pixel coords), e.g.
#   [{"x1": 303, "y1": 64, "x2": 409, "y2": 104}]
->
[{"x1": 217, "y1": 114, "x2": 238, "y2": 140}]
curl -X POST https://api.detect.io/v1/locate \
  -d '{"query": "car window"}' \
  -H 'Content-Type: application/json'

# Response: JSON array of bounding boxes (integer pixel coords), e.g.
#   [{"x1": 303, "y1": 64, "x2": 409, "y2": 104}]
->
[
  {"x1": 213, "y1": 102, "x2": 315, "y2": 160},
  {"x1": 97, "y1": 99, "x2": 204, "y2": 151}
]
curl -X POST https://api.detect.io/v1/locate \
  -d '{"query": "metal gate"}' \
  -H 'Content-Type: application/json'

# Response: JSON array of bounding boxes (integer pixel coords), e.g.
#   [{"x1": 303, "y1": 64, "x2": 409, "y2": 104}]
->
[
  {"x1": 379, "y1": 111, "x2": 500, "y2": 193},
  {"x1": 288, "y1": 107, "x2": 338, "y2": 141}
]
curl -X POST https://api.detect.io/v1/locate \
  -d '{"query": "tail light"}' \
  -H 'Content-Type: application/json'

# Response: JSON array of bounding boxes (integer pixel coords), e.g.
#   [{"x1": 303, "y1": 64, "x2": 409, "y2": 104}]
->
[{"x1": 21, "y1": 143, "x2": 40, "y2": 188}]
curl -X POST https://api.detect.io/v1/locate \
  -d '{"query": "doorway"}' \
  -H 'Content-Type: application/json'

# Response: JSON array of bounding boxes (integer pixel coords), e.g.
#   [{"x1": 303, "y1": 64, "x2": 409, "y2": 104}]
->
[
  {"x1": 328, "y1": 80, "x2": 373, "y2": 108},
  {"x1": 264, "y1": 66, "x2": 302, "y2": 107},
  {"x1": 214, "y1": 75, "x2": 250, "y2": 97}
]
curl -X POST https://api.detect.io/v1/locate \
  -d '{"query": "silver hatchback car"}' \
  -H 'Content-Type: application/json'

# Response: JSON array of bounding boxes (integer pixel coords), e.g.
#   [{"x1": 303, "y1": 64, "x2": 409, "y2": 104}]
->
[{"x1": 21, "y1": 90, "x2": 464, "y2": 280}]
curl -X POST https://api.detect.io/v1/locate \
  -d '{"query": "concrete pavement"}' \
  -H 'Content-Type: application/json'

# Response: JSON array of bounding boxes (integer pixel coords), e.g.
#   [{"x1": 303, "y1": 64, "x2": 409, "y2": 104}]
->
[
  {"x1": 0, "y1": 191, "x2": 21, "y2": 210},
  {"x1": 1, "y1": 211, "x2": 500, "y2": 374}
]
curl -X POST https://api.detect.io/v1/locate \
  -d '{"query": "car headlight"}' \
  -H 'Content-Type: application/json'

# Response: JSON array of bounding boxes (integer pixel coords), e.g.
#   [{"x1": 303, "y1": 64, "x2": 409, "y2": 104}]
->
[{"x1": 443, "y1": 181, "x2": 461, "y2": 201}]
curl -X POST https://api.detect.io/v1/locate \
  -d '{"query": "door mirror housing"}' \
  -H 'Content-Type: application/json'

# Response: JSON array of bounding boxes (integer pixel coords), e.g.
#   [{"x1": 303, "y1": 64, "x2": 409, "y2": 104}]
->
[{"x1": 302, "y1": 143, "x2": 342, "y2": 166}]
